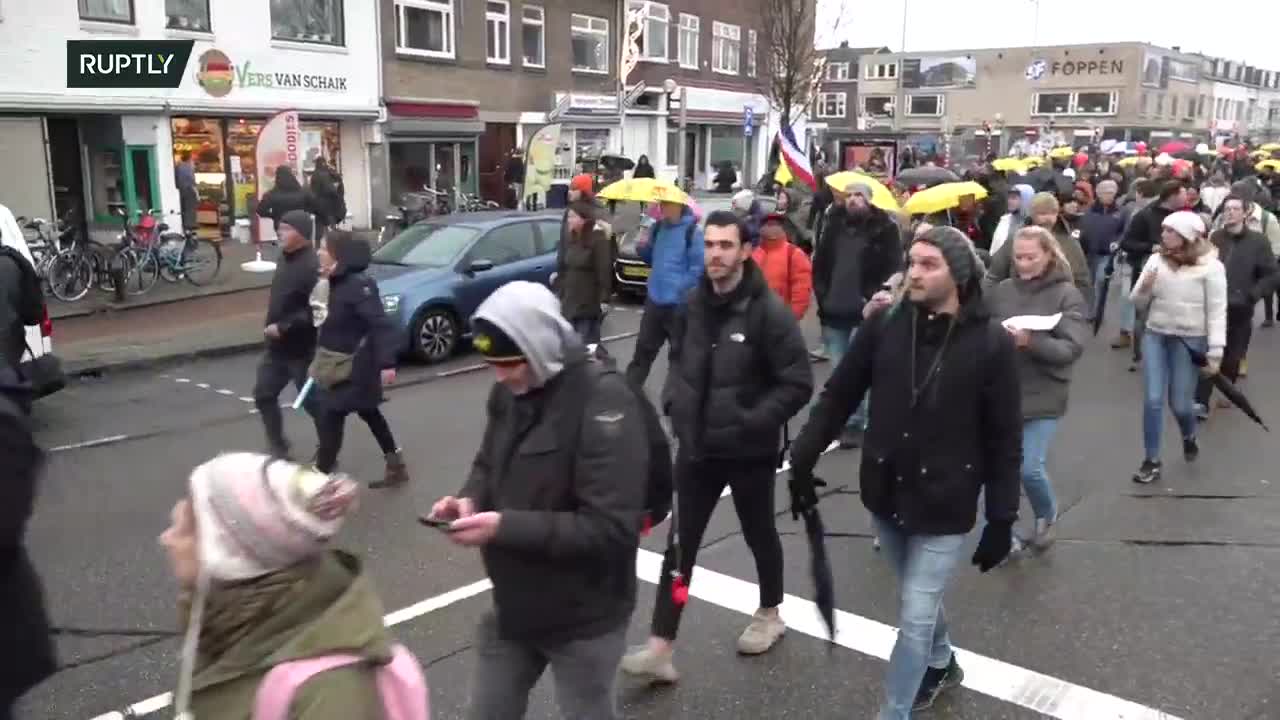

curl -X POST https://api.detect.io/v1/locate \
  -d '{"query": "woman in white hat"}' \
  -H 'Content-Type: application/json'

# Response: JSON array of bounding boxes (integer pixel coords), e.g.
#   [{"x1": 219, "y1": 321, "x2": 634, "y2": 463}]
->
[{"x1": 1128, "y1": 211, "x2": 1227, "y2": 484}]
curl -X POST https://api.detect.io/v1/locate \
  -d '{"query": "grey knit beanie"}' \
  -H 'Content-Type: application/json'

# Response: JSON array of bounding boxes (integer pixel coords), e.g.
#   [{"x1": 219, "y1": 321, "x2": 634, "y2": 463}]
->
[{"x1": 912, "y1": 226, "x2": 981, "y2": 293}]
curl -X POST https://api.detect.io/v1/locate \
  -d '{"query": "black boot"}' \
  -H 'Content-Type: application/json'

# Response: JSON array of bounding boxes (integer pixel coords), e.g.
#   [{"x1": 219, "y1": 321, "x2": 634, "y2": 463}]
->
[{"x1": 370, "y1": 450, "x2": 410, "y2": 489}]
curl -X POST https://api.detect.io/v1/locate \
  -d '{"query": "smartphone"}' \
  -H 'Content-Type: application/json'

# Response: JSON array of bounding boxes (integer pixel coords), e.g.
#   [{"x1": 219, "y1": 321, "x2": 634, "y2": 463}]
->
[{"x1": 418, "y1": 516, "x2": 457, "y2": 532}]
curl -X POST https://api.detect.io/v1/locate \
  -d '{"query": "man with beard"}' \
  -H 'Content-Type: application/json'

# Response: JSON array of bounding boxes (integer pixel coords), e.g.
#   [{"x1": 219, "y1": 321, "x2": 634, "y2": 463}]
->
[
  {"x1": 790, "y1": 226, "x2": 1021, "y2": 719},
  {"x1": 621, "y1": 210, "x2": 812, "y2": 683},
  {"x1": 985, "y1": 192, "x2": 1093, "y2": 307},
  {"x1": 812, "y1": 182, "x2": 902, "y2": 448}
]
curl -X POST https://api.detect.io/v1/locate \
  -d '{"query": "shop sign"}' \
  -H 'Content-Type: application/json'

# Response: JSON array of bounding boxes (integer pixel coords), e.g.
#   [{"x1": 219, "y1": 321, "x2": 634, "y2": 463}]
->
[
  {"x1": 561, "y1": 93, "x2": 618, "y2": 115},
  {"x1": 194, "y1": 48, "x2": 348, "y2": 97},
  {"x1": 1026, "y1": 58, "x2": 1124, "y2": 80}
]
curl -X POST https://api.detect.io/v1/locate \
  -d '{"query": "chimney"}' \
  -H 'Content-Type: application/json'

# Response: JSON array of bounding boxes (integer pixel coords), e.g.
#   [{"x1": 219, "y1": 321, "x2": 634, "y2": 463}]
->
[
  {"x1": 840, "y1": 41, "x2": 849, "y2": 48},
  {"x1": 1171, "y1": 45, "x2": 1181, "y2": 52}
]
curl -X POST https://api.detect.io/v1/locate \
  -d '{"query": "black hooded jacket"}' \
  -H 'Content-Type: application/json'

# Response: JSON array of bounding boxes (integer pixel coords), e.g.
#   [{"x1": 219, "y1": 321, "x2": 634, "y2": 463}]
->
[
  {"x1": 257, "y1": 167, "x2": 318, "y2": 231},
  {"x1": 668, "y1": 259, "x2": 813, "y2": 461},
  {"x1": 315, "y1": 234, "x2": 398, "y2": 412},
  {"x1": 264, "y1": 242, "x2": 319, "y2": 358},
  {"x1": 813, "y1": 204, "x2": 903, "y2": 329},
  {"x1": 791, "y1": 292, "x2": 1023, "y2": 536}
]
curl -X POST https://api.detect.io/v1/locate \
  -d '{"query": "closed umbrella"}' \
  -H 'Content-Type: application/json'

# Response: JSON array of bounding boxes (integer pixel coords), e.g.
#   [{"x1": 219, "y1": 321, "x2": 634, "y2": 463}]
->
[
  {"x1": 1092, "y1": 249, "x2": 1121, "y2": 335},
  {"x1": 1179, "y1": 339, "x2": 1270, "y2": 431},
  {"x1": 789, "y1": 470, "x2": 836, "y2": 644},
  {"x1": 896, "y1": 166, "x2": 960, "y2": 187}
]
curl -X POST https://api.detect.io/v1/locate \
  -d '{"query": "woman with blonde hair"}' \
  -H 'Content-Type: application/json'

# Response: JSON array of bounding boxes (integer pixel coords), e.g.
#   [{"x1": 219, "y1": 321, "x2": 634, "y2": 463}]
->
[
  {"x1": 984, "y1": 226, "x2": 1089, "y2": 554},
  {"x1": 1129, "y1": 211, "x2": 1227, "y2": 484}
]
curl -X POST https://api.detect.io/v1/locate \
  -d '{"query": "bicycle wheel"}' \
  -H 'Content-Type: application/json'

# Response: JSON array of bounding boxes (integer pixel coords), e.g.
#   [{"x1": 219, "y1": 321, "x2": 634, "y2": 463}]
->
[
  {"x1": 124, "y1": 250, "x2": 160, "y2": 296},
  {"x1": 183, "y1": 239, "x2": 223, "y2": 286},
  {"x1": 48, "y1": 251, "x2": 93, "y2": 302},
  {"x1": 94, "y1": 243, "x2": 127, "y2": 294}
]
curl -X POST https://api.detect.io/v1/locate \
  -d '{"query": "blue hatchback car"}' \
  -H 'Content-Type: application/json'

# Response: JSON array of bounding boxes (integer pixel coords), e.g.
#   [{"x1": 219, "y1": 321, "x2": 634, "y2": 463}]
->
[{"x1": 366, "y1": 210, "x2": 563, "y2": 363}]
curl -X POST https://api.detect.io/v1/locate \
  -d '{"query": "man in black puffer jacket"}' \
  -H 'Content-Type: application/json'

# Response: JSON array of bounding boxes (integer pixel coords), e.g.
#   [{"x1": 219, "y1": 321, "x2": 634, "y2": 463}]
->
[
  {"x1": 812, "y1": 181, "x2": 902, "y2": 447},
  {"x1": 621, "y1": 210, "x2": 812, "y2": 684}
]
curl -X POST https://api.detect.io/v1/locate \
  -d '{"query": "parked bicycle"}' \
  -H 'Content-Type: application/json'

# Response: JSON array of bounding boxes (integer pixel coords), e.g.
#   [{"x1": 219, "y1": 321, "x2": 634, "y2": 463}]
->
[
  {"x1": 111, "y1": 209, "x2": 222, "y2": 296},
  {"x1": 16, "y1": 212, "x2": 91, "y2": 302}
]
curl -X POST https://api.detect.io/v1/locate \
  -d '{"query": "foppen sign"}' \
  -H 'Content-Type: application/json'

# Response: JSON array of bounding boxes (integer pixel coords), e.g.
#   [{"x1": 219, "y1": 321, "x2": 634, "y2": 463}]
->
[{"x1": 1028, "y1": 58, "x2": 1125, "y2": 79}]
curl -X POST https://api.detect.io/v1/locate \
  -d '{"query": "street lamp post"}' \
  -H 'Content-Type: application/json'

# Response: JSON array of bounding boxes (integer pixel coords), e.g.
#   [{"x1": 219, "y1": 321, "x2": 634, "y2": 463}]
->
[{"x1": 664, "y1": 78, "x2": 688, "y2": 190}]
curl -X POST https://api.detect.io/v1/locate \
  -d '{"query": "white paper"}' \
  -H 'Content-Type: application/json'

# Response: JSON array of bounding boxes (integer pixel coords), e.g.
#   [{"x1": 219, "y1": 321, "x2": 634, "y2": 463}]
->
[{"x1": 1001, "y1": 313, "x2": 1062, "y2": 332}]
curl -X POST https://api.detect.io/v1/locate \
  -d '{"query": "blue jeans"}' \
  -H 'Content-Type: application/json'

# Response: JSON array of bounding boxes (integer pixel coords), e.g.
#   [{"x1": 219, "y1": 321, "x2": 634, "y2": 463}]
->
[
  {"x1": 1021, "y1": 418, "x2": 1060, "y2": 523},
  {"x1": 821, "y1": 324, "x2": 868, "y2": 430},
  {"x1": 872, "y1": 515, "x2": 966, "y2": 720},
  {"x1": 1141, "y1": 332, "x2": 1206, "y2": 460}
]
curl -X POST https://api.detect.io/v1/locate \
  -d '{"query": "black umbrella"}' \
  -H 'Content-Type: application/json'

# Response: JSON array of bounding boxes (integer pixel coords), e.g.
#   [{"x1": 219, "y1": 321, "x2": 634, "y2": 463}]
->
[
  {"x1": 897, "y1": 166, "x2": 960, "y2": 187},
  {"x1": 599, "y1": 153, "x2": 635, "y2": 170},
  {"x1": 1092, "y1": 249, "x2": 1121, "y2": 335},
  {"x1": 788, "y1": 467, "x2": 836, "y2": 645},
  {"x1": 1178, "y1": 338, "x2": 1270, "y2": 431}
]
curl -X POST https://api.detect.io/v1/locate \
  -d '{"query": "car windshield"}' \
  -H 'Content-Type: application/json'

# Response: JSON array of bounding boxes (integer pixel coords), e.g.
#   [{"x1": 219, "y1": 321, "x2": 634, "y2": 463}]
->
[{"x1": 373, "y1": 223, "x2": 480, "y2": 267}]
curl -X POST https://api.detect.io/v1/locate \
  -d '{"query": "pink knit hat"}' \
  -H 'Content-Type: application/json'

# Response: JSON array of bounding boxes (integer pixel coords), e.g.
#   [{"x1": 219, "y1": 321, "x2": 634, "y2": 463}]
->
[{"x1": 188, "y1": 452, "x2": 359, "y2": 582}]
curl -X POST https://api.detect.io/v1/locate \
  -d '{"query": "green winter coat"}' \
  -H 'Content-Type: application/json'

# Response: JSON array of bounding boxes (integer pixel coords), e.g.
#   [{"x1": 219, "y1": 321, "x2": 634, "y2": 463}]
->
[{"x1": 187, "y1": 551, "x2": 393, "y2": 720}]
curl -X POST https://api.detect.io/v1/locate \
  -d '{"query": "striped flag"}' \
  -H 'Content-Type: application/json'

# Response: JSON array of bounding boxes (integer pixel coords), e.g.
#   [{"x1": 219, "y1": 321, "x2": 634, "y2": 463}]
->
[{"x1": 776, "y1": 125, "x2": 816, "y2": 190}]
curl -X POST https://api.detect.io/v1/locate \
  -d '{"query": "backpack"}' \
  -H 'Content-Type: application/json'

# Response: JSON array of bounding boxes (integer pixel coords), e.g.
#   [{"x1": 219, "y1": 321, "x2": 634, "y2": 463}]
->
[
  {"x1": 254, "y1": 644, "x2": 429, "y2": 720},
  {"x1": 578, "y1": 359, "x2": 674, "y2": 531},
  {"x1": 0, "y1": 246, "x2": 44, "y2": 326}
]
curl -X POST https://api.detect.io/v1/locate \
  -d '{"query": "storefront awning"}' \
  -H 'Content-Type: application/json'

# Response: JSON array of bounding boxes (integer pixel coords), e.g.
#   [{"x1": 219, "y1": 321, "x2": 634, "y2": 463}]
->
[
  {"x1": 385, "y1": 117, "x2": 485, "y2": 137},
  {"x1": 0, "y1": 93, "x2": 167, "y2": 114}
]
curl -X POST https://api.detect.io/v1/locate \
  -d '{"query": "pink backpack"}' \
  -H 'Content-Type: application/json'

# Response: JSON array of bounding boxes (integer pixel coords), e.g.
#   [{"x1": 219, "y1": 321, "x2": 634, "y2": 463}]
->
[{"x1": 254, "y1": 644, "x2": 429, "y2": 720}]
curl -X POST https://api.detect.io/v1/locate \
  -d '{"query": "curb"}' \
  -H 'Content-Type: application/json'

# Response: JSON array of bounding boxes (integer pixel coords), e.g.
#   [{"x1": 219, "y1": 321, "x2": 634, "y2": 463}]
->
[
  {"x1": 65, "y1": 339, "x2": 265, "y2": 377},
  {"x1": 51, "y1": 283, "x2": 272, "y2": 321}
]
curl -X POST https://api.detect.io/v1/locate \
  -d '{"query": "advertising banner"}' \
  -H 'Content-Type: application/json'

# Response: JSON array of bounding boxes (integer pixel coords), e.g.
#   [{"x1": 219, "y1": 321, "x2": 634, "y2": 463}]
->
[
  {"x1": 902, "y1": 56, "x2": 977, "y2": 89},
  {"x1": 522, "y1": 123, "x2": 564, "y2": 205},
  {"x1": 254, "y1": 109, "x2": 304, "y2": 242}
]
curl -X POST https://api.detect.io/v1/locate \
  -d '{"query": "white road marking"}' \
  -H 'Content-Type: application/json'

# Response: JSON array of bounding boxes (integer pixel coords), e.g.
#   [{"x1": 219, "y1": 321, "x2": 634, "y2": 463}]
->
[
  {"x1": 194, "y1": 383, "x2": 210, "y2": 389},
  {"x1": 173, "y1": 378, "x2": 190, "y2": 383},
  {"x1": 721, "y1": 439, "x2": 839, "y2": 497},
  {"x1": 48, "y1": 435, "x2": 130, "y2": 453},
  {"x1": 215, "y1": 389, "x2": 235, "y2": 396},
  {"x1": 238, "y1": 396, "x2": 254, "y2": 403}
]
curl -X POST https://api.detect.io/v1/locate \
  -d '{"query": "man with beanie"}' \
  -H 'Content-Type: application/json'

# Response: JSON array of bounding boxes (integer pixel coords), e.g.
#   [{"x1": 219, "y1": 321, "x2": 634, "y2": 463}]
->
[
  {"x1": 622, "y1": 210, "x2": 812, "y2": 683},
  {"x1": 1079, "y1": 179, "x2": 1125, "y2": 321},
  {"x1": 813, "y1": 181, "x2": 903, "y2": 448},
  {"x1": 255, "y1": 209, "x2": 321, "y2": 459},
  {"x1": 986, "y1": 192, "x2": 1093, "y2": 306},
  {"x1": 627, "y1": 201, "x2": 703, "y2": 404},
  {"x1": 731, "y1": 189, "x2": 764, "y2": 246},
  {"x1": 790, "y1": 226, "x2": 1022, "y2": 720},
  {"x1": 427, "y1": 281, "x2": 648, "y2": 720}
]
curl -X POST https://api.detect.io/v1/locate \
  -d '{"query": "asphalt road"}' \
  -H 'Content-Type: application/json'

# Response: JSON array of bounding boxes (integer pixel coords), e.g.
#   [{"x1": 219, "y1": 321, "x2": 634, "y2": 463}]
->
[{"x1": 19, "y1": 299, "x2": 1280, "y2": 720}]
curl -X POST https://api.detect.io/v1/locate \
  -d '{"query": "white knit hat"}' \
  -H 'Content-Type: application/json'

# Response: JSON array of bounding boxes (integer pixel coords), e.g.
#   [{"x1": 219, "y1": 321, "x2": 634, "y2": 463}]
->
[
  {"x1": 731, "y1": 189, "x2": 756, "y2": 212},
  {"x1": 1162, "y1": 210, "x2": 1206, "y2": 243}
]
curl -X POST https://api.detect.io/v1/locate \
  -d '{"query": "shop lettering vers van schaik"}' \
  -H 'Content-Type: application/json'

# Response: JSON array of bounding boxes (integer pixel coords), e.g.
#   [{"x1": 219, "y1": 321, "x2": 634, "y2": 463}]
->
[{"x1": 195, "y1": 49, "x2": 347, "y2": 97}]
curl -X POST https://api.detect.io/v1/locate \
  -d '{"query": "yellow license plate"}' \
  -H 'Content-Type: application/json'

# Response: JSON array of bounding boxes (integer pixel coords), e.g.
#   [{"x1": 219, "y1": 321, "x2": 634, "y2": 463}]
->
[{"x1": 622, "y1": 265, "x2": 650, "y2": 279}]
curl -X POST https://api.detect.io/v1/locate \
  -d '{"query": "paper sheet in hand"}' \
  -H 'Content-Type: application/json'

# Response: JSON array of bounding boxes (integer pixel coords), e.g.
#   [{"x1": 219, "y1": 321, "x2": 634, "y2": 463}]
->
[{"x1": 1001, "y1": 313, "x2": 1062, "y2": 332}]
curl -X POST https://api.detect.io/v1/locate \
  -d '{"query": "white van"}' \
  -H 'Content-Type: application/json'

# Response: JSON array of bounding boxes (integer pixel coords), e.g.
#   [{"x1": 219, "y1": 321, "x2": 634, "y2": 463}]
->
[{"x1": 1, "y1": 203, "x2": 64, "y2": 397}]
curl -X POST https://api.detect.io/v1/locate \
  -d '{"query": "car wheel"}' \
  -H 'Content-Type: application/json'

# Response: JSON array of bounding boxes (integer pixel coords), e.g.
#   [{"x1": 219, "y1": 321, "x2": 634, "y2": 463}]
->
[{"x1": 413, "y1": 307, "x2": 459, "y2": 364}]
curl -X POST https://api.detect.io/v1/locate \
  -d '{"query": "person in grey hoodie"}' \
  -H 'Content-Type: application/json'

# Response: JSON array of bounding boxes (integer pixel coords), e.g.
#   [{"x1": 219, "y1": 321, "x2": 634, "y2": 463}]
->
[
  {"x1": 427, "y1": 281, "x2": 647, "y2": 720},
  {"x1": 985, "y1": 226, "x2": 1088, "y2": 554}
]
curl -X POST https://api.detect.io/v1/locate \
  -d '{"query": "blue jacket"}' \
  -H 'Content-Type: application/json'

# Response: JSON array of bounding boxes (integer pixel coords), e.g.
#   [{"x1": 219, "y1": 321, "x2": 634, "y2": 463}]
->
[
  {"x1": 1078, "y1": 201, "x2": 1125, "y2": 258},
  {"x1": 638, "y1": 208, "x2": 704, "y2": 306}
]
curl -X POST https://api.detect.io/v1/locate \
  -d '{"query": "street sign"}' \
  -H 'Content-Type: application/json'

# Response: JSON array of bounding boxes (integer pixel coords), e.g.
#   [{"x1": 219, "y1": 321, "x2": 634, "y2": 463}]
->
[
  {"x1": 624, "y1": 81, "x2": 647, "y2": 108},
  {"x1": 744, "y1": 105, "x2": 754, "y2": 137}
]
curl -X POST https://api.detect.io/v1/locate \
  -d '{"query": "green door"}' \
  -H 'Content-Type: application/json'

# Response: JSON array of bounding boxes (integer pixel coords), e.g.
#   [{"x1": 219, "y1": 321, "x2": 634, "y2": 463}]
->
[{"x1": 121, "y1": 145, "x2": 161, "y2": 216}]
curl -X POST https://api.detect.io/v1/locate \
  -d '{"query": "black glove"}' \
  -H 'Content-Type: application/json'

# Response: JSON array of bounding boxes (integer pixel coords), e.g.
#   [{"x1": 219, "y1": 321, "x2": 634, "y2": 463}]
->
[
  {"x1": 787, "y1": 470, "x2": 826, "y2": 521},
  {"x1": 971, "y1": 521, "x2": 1013, "y2": 573}
]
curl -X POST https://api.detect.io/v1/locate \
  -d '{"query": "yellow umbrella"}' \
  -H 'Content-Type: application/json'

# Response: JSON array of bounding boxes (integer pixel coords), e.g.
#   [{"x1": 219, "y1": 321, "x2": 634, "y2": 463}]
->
[
  {"x1": 1257, "y1": 159, "x2": 1280, "y2": 173},
  {"x1": 1250, "y1": 150, "x2": 1269, "y2": 159},
  {"x1": 597, "y1": 177, "x2": 690, "y2": 205},
  {"x1": 992, "y1": 157, "x2": 1028, "y2": 173},
  {"x1": 1022, "y1": 156, "x2": 1047, "y2": 168},
  {"x1": 825, "y1": 171, "x2": 900, "y2": 212},
  {"x1": 1260, "y1": 143, "x2": 1280, "y2": 152},
  {"x1": 1116, "y1": 156, "x2": 1141, "y2": 168},
  {"x1": 1048, "y1": 146, "x2": 1075, "y2": 160},
  {"x1": 903, "y1": 181, "x2": 989, "y2": 216}
]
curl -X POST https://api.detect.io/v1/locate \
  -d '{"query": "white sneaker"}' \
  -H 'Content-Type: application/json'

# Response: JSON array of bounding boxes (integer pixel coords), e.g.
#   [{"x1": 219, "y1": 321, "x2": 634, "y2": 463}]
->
[
  {"x1": 619, "y1": 644, "x2": 679, "y2": 684},
  {"x1": 737, "y1": 609, "x2": 786, "y2": 655}
]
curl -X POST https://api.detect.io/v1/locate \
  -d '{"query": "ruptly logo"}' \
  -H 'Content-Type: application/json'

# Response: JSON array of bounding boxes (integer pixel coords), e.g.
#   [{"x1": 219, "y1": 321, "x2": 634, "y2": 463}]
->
[
  {"x1": 195, "y1": 49, "x2": 235, "y2": 97},
  {"x1": 67, "y1": 40, "x2": 194, "y2": 89}
]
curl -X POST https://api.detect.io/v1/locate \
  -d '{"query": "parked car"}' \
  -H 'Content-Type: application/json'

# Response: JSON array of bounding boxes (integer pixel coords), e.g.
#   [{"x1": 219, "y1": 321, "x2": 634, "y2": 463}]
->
[
  {"x1": 613, "y1": 196, "x2": 775, "y2": 298},
  {"x1": 367, "y1": 210, "x2": 562, "y2": 363},
  {"x1": 0, "y1": 203, "x2": 64, "y2": 397}
]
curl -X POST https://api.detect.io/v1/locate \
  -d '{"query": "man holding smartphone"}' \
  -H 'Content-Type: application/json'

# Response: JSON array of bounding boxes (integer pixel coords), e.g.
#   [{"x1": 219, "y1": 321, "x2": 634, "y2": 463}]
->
[{"x1": 425, "y1": 281, "x2": 648, "y2": 720}]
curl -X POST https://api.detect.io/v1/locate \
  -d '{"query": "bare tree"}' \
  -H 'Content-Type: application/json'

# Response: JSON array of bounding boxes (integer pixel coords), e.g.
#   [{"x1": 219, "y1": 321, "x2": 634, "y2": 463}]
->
[{"x1": 759, "y1": 0, "x2": 840, "y2": 132}]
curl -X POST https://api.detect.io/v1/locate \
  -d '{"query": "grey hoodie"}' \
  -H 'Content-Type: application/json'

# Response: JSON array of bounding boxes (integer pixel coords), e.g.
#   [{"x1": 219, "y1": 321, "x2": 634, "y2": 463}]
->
[{"x1": 472, "y1": 280, "x2": 578, "y2": 387}]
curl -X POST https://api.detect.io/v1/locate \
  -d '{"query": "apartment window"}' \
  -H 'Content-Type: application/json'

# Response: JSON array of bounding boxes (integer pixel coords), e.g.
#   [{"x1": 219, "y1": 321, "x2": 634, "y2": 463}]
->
[
  {"x1": 166, "y1": 0, "x2": 210, "y2": 32},
  {"x1": 816, "y1": 92, "x2": 846, "y2": 118},
  {"x1": 677, "y1": 14, "x2": 699, "y2": 69},
  {"x1": 1184, "y1": 95, "x2": 1196, "y2": 120},
  {"x1": 486, "y1": 1, "x2": 510, "y2": 64},
  {"x1": 905, "y1": 94, "x2": 943, "y2": 117},
  {"x1": 571, "y1": 14, "x2": 609, "y2": 73},
  {"x1": 395, "y1": 0, "x2": 454, "y2": 58},
  {"x1": 864, "y1": 62, "x2": 897, "y2": 80},
  {"x1": 1073, "y1": 91, "x2": 1116, "y2": 115},
  {"x1": 79, "y1": 0, "x2": 133, "y2": 23},
  {"x1": 862, "y1": 95, "x2": 894, "y2": 117},
  {"x1": 826, "y1": 62, "x2": 850, "y2": 81},
  {"x1": 1139, "y1": 91, "x2": 1149, "y2": 117},
  {"x1": 712, "y1": 22, "x2": 740, "y2": 74},
  {"x1": 521, "y1": 6, "x2": 544, "y2": 68},
  {"x1": 1198, "y1": 94, "x2": 1207, "y2": 118},
  {"x1": 1155, "y1": 94, "x2": 1165, "y2": 117},
  {"x1": 1170, "y1": 95, "x2": 1179, "y2": 119},
  {"x1": 747, "y1": 29, "x2": 757, "y2": 77},
  {"x1": 666, "y1": 128, "x2": 680, "y2": 165},
  {"x1": 630, "y1": 1, "x2": 670, "y2": 61},
  {"x1": 270, "y1": 0, "x2": 344, "y2": 45},
  {"x1": 1033, "y1": 92, "x2": 1070, "y2": 115}
]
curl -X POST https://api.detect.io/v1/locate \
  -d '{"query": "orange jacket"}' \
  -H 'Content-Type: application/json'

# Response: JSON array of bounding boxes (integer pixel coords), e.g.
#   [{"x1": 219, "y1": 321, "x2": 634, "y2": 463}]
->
[{"x1": 752, "y1": 235, "x2": 812, "y2": 319}]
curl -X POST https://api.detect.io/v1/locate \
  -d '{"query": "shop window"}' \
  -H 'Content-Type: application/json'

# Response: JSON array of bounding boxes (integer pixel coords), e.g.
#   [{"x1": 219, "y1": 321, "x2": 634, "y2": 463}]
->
[
  {"x1": 747, "y1": 29, "x2": 757, "y2": 77},
  {"x1": 712, "y1": 21, "x2": 740, "y2": 75},
  {"x1": 165, "y1": 0, "x2": 210, "y2": 31},
  {"x1": 816, "y1": 92, "x2": 846, "y2": 118},
  {"x1": 571, "y1": 14, "x2": 609, "y2": 74},
  {"x1": 1075, "y1": 91, "x2": 1117, "y2": 115},
  {"x1": 1033, "y1": 92, "x2": 1070, "y2": 115},
  {"x1": 906, "y1": 94, "x2": 943, "y2": 117},
  {"x1": 486, "y1": 1, "x2": 510, "y2": 65},
  {"x1": 677, "y1": 14, "x2": 699, "y2": 69},
  {"x1": 826, "y1": 62, "x2": 850, "y2": 81},
  {"x1": 271, "y1": 0, "x2": 344, "y2": 46},
  {"x1": 862, "y1": 95, "x2": 894, "y2": 117},
  {"x1": 521, "y1": 6, "x2": 545, "y2": 68},
  {"x1": 574, "y1": 129, "x2": 610, "y2": 174},
  {"x1": 80, "y1": 0, "x2": 133, "y2": 23},
  {"x1": 396, "y1": 0, "x2": 453, "y2": 58},
  {"x1": 629, "y1": 1, "x2": 670, "y2": 62}
]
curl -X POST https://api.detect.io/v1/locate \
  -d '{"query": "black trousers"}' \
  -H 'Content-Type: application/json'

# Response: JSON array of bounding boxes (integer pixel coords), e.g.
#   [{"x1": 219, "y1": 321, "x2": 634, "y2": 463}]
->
[
  {"x1": 1196, "y1": 306, "x2": 1254, "y2": 405},
  {"x1": 625, "y1": 300, "x2": 682, "y2": 408},
  {"x1": 253, "y1": 351, "x2": 317, "y2": 454},
  {"x1": 314, "y1": 407, "x2": 399, "y2": 473},
  {"x1": 651, "y1": 455, "x2": 784, "y2": 640},
  {"x1": 1262, "y1": 292, "x2": 1280, "y2": 322}
]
